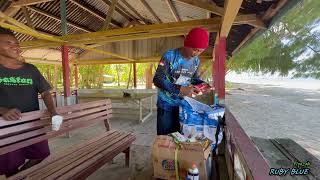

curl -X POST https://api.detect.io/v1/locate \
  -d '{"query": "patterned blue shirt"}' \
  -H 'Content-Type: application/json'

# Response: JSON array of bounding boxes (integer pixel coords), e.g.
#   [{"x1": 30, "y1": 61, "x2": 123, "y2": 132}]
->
[{"x1": 153, "y1": 48, "x2": 204, "y2": 110}]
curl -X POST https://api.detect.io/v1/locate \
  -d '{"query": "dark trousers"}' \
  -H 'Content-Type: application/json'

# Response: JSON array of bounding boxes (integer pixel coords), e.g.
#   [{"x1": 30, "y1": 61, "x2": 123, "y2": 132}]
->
[{"x1": 157, "y1": 107, "x2": 180, "y2": 135}]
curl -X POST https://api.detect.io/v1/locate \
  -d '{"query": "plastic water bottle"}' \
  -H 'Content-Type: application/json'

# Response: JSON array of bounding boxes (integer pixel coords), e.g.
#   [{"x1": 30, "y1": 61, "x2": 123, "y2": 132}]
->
[
  {"x1": 214, "y1": 93, "x2": 219, "y2": 105},
  {"x1": 187, "y1": 163, "x2": 199, "y2": 180}
]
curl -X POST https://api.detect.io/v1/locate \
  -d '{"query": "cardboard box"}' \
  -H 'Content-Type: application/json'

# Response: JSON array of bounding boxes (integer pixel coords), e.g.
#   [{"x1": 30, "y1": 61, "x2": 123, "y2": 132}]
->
[{"x1": 152, "y1": 135, "x2": 211, "y2": 180}]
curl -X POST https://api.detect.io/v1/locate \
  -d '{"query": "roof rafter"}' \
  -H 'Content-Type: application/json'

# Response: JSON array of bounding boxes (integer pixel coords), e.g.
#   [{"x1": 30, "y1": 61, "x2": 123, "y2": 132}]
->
[
  {"x1": 11, "y1": 0, "x2": 55, "y2": 7},
  {"x1": 102, "y1": 0, "x2": 119, "y2": 30},
  {"x1": 27, "y1": 6, "x2": 93, "y2": 32},
  {"x1": 140, "y1": 0, "x2": 162, "y2": 23},
  {"x1": 101, "y1": 0, "x2": 133, "y2": 22},
  {"x1": 176, "y1": 0, "x2": 266, "y2": 28},
  {"x1": 120, "y1": 0, "x2": 150, "y2": 24},
  {"x1": 165, "y1": 0, "x2": 181, "y2": 22},
  {"x1": 175, "y1": 0, "x2": 224, "y2": 16},
  {"x1": 21, "y1": 6, "x2": 35, "y2": 29},
  {"x1": 220, "y1": 0, "x2": 244, "y2": 37},
  {"x1": 69, "y1": 0, "x2": 121, "y2": 28},
  {"x1": 232, "y1": 0, "x2": 289, "y2": 55}
]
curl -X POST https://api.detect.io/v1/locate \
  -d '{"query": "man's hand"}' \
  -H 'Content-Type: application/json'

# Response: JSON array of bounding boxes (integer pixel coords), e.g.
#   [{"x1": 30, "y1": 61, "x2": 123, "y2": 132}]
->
[
  {"x1": 2, "y1": 108, "x2": 22, "y2": 121},
  {"x1": 180, "y1": 86, "x2": 200, "y2": 97}
]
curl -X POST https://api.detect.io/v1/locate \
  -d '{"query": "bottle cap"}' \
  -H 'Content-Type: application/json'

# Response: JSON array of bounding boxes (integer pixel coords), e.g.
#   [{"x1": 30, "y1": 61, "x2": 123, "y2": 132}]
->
[{"x1": 192, "y1": 163, "x2": 197, "y2": 169}]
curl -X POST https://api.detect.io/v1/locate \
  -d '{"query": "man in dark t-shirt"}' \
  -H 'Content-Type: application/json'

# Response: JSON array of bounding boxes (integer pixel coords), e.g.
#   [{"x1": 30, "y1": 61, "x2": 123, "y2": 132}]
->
[{"x1": 0, "y1": 28, "x2": 58, "y2": 177}]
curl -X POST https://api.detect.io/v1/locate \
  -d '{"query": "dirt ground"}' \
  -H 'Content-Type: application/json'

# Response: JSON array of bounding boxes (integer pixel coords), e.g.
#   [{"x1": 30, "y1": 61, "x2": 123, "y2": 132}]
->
[{"x1": 226, "y1": 83, "x2": 320, "y2": 159}]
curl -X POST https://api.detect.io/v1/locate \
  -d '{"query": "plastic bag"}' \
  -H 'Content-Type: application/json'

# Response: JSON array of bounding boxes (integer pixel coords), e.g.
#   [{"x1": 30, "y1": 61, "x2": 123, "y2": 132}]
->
[{"x1": 179, "y1": 97, "x2": 225, "y2": 148}]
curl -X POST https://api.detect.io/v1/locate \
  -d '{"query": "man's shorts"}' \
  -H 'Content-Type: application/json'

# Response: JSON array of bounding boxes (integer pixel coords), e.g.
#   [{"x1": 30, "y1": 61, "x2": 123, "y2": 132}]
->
[
  {"x1": 0, "y1": 140, "x2": 50, "y2": 177},
  {"x1": 157, "y1": 107, "x2": 181, "y2": 135}
]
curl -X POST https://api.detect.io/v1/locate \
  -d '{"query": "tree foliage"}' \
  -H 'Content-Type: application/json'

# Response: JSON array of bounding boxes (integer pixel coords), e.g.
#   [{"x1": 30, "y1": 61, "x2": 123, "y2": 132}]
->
[{"x1": 229, "y1": 0, "x2": 320, "y2": 79}]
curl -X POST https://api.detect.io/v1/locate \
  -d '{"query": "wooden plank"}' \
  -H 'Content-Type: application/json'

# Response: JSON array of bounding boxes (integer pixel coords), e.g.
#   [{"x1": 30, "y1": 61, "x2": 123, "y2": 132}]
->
[
  {"x1": 0, "y1": 99, "x2": 110, "y2": 127},
  {"x1": 11, "y1": 0, "x2": 54, "y2": 7},
  {"x1": 27, "y1": 6, "x2": 92, "y2": 32},
  {"x1": 102, "y1": 0, "x2": 119, "y2": 30},
  {"x1": 120, "y1": 0, "x2": 150, "y2": 24},
  {"x1": 63, "y1": 110, "x2": 111, "y2": 127},
  {"x1": 275, "y1": 138, "x2": 320, "y2": 179},
  {"x1": 225, "y1": 109, "x2": 276, "y2": 180},
  {"x1": 35, "y1": 133, "x2": 133, "y2": 179},
  {"x1": 26, "y1": 132, "x2": 125, "y2": 179},
  {"x1": 10, "y1": 130, "x2": 119, "y2": 179},
  {"x1": 21, "y1": 6, "x2": 35, "y2": 29},
  {"x1": 140, "y1": 0, "x2": 162, "y2": 23},
  {"x1": 69, "y1": 0, "x2": 121, "y2": 28},
  {"x1": 0, "y1": 127, "x2": 50, "y2": 147},
  {"x1": 252, "y1": 137, "x2": 308, "y2": 180},
  {"x1": 101, "y1": 0, "x2": 133, "y2": 21},
  {"x1": 0, "y1": 119, "x2": 50, "y2": 138},
  {"x1": 220, "y1": 0, "x2": 243, "y2": 37},
  {"x1": 176, "y1": 0, "x2": 224, "y2": 16},
  {"x1": 0, "y1": 114, "x2": 111, "y2": 156},
  {"x1": 165, "y1": 0, "x2": 181, "y2": 22},
  {"x1": 58, "y1": 135, "x2": 135, "y2": 180}
]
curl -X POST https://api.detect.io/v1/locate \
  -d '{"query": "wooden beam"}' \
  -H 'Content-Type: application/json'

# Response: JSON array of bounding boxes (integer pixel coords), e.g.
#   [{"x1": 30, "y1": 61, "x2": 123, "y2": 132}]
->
[
  {"x1": 27, "y1": 6, "x2": 93, "y2": 32},
  {"x1": 0, "y1": 13, "x2": 64, "y2": 42},
  {"x1": 75, "y1": 44, "x2": 135, "y2": 62},
  {"x1": 120, "y1": 0, "x2": 150, "y2": 24},
  {"x1": 232, "y1": 0, "x2": 288, "y2": 55},
  {"x1": 232, "y1": 28, "x2": 259, "y2": 55},
  {"x1": 21, "y1": 6, "x2": 35, "y2": 29},
  {"x1": 19, "y1": 18, "x2": 221, "y2": 49},
  {"x1": 24, "y1": 57, "x2": 61, "y2": 65},
  {"x1": 220, "y1": 0, "x2": 244, "y2": 37},
  {"x1": 11, "y1": 0, "x2": 54, "y2": 7},
  {"x1": 69, "y1": 0, "x2": 121, "y2": 28},
  {"x1": 102, "y1": 0, "x2": 119, "y2": 30},
  {"x1": 175, "y1": 0, "x2": 224, "y2": 16},
  {"x1": 101, "y1": 0, "x2": 133, "y2": 22},
  {"x1": 234, "y1": 14, "x2": 266, "y2": 28},
  {"x1": 72, "y1": 55, "x2": 212, "y2": 64},
  {"x1": 165, "y1": 0, "x2": 181, "y2": 22},
  {"x1": 262, "y1": 0, "x2": 288, "y2": 21},
  {"x1": 140, "y1": 0, "x2": 162, "y2": 23},
  {"x1": 20, "y1": 26, "x2": 219, "y2": 49}
]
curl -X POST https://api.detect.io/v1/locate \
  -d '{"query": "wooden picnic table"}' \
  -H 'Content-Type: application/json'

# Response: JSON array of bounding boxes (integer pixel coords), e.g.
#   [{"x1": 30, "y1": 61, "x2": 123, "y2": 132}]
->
[{"x1": 79, "y1": 92, "x2": 156, "y2": 123}]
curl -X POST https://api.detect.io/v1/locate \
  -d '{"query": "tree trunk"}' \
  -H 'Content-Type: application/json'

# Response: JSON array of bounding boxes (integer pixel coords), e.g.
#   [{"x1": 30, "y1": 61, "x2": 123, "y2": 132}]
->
[{"x1": 127, "y1": 64, "x2": 132, "y2": 89}]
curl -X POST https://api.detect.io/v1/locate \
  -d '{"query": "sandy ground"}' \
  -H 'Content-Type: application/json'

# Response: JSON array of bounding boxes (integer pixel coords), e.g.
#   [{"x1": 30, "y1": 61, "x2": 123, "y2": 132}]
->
[
  {"x1": 47, "y1": 83, "x2": 320, "y2": 179},
  {"x1": 226, "y1": 83, "x2": 320, "y2": 159}
]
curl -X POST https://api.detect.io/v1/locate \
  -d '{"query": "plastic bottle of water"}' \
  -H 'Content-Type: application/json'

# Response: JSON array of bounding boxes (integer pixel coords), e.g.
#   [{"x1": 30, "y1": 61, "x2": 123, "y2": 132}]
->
[{"x1": 186, "y1": 163, "x2": 199, "y2": 180}]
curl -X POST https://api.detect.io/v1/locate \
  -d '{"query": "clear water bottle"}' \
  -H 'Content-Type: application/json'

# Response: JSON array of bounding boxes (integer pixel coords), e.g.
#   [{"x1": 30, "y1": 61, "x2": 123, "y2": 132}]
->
[{"x1": 187, "y1": 163, "x2": 199, "y2": 180}]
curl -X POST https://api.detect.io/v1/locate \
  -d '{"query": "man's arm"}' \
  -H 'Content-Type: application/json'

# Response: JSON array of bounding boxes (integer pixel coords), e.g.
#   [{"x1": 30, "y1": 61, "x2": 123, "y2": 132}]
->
[
  {"x1": 153, "y1": 59, "x2": 181, "y2": 95},
  {"x1": 0, "y1": 107, "x2": 9, "y2": 115},
  {"x1": 41, "y1": 91, "x2": 58, "y2": 116},
  {"x1": 0, "y1": 107, "x2": 21, "y2": 120}
]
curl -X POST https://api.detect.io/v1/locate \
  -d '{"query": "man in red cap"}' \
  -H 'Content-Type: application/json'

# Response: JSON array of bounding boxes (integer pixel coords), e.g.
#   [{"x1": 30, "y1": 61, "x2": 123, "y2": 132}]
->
[{"x1": 153, "y1": 27, "x2": 210, "y2": 135}]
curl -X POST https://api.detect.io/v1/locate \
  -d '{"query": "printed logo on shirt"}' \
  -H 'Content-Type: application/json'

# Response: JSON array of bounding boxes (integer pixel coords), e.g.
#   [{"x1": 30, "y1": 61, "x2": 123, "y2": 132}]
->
[{"x1": 0, "y1": 76, "x2": 33, "y2": 86}]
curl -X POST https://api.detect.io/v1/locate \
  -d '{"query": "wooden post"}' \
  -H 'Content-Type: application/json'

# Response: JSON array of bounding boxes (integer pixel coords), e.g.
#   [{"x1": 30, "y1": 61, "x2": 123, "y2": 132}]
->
[
  {"x1": 218, "y1": 37, "x2": 226, "y2": 100},
  {"x1": 213, "y1": 36, "x2": 226, "y2": 100},
  {"x1": 74, "y1": 64, "x2": 78, "y2": 89},
  {"x1": 145, "y1": 64, "x2": 153, "y2": 89},
  {"x1": 60, "y1": 0, "x2": 71, "y2": 99},
  {"x1": 133, "y1": 62, "x2": 137, "y2": 88}
]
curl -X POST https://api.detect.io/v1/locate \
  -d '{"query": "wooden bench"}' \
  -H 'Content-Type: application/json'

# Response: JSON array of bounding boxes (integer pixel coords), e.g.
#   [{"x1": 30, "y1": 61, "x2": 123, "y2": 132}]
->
[{"x1": 0, "y1": 99, "x2": 136, "y2": 180}]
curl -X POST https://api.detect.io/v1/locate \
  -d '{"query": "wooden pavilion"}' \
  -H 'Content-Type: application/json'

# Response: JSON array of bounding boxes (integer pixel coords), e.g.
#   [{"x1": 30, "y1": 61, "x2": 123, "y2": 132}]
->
[{"x1": 0, "y1": 0, "x2": 302, "y2": 179}]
